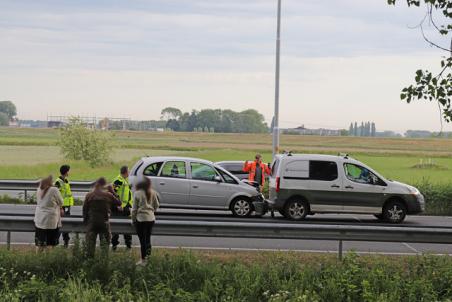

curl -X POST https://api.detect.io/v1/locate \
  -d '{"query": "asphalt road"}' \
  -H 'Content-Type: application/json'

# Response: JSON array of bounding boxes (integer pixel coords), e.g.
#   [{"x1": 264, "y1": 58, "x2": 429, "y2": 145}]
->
[{"x1": 1, "y1": 204, "x2": 452, "y2": 255}]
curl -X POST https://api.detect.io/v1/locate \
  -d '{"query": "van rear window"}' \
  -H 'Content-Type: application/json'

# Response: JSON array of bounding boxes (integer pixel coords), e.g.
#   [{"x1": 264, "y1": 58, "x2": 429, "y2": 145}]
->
[{"x1": 309, "y1": 161, "x2": 338, "y2": 181}]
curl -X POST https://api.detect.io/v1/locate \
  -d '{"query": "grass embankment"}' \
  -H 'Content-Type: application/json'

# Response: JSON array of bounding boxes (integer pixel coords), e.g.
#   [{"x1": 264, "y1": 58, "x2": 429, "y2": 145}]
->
[{"x1": 0, "y1": 247, "x2": 452, "y2": 301}]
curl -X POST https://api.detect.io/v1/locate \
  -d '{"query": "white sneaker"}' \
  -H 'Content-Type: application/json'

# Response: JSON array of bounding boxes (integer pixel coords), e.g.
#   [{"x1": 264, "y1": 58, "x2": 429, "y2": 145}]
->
[{"x1": 136, "y1": 259, "x2": 146, "y2": 266}]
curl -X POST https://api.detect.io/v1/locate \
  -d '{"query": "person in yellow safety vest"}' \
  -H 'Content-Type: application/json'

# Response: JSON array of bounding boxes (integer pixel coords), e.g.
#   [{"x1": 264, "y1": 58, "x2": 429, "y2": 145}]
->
[
  {"x1": 54, "y1": 164, "x2": 74, "y2": 248},
  {"x1": 111, "y1": 165, "x2": 133, "y2": 250}
]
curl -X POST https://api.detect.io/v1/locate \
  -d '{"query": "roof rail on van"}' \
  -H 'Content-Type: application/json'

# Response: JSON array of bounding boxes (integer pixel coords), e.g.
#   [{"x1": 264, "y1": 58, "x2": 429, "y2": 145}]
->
[
  {"x1": 283, "y1": 150, "x2": 293, "y2": 156},
  {"x1": 338, "y1": 153, "x2": 349, "y2": 159}
]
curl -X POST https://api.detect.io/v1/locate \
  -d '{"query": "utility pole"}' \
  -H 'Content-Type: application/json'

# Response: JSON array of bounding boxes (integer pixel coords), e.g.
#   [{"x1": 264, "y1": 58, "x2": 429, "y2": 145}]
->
[{"x1": 272, "y1": 0, "x2": 282, "y2": 160}]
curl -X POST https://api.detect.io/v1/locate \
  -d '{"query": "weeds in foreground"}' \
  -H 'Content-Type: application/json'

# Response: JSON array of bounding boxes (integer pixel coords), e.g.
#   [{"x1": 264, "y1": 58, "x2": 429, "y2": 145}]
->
[{"x1": 0, "y1": 246, "x2": 452, "y2": 301}]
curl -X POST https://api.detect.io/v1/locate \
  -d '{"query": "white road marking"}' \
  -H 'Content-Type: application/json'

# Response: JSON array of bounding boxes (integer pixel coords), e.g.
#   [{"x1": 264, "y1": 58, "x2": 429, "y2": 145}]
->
[
  {"x1": 3, "y1": 242, "x2": 450, "y2": 256},
  {"x1": 402, "y1": 242, "x2": 420, "y2": 254},
  {"x1": 352, "y1": 215, "x2": 362, "y2": 222}
]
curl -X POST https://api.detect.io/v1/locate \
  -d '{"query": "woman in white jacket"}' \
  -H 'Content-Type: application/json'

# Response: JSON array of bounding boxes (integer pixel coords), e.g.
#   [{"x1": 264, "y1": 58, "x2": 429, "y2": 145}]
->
[
  {"x1": 132, "y1": 177, "x2": 159, "y2": 265},
  {"x1": 34, "y1": 176, "x2": 64, "y2": 251}
]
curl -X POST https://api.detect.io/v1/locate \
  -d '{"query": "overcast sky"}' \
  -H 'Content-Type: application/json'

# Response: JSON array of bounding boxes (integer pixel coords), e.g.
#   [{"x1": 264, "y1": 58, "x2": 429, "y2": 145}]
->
[{"x1": 0, "y1": 0, "x2": 450, "y2": 132}]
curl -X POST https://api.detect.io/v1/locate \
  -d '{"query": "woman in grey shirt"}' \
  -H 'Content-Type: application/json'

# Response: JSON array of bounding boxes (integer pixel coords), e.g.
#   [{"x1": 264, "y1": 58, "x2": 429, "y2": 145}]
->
[
  {"x1": 34, "y1": 176, "x2": 64, "y2": 251},
  {"x1": 132, "y1": 177, "x2": 159, "y2": 265}
]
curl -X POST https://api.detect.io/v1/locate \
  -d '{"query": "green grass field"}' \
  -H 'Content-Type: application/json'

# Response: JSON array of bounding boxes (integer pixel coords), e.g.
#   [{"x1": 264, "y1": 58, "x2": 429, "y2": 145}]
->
[{"x1": 0, "y1": 127, "x2": 451, "y2": 184}]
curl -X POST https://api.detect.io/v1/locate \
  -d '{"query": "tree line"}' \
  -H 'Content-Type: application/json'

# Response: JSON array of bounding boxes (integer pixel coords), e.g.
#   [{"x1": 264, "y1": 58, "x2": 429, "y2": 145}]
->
[
  {"x1": 349, "y1": 121, "x2": 376, "y2": 137},
  {"x1": 160, "y1": 107, "x2": 269, "y2": 133}
]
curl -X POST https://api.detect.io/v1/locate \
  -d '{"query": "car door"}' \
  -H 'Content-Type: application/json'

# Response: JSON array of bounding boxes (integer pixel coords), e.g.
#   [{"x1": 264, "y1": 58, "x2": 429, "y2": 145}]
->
[
  {"x1": 307, "y1": 160, "x2": 344, "y2": 212},
  {"x1": 188, "y1": 162, "x2": 233, "y2": 208},
  {"x1": 152, "y1": 160, "x2": 190, "y2": 207},
  {"x1": 341, "y1": 163, "x2": 386, "y2": 213}
]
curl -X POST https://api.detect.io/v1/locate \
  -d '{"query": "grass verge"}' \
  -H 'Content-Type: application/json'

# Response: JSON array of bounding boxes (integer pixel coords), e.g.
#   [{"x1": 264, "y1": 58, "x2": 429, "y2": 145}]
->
[{"x1": 0, "y1": 245, "x2": 452, "y2": 301}]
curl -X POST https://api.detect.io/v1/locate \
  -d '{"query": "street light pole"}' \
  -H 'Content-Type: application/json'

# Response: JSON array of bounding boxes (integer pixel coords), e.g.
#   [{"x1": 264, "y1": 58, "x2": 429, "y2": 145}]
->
[{"x1": 272, "y1": 0, "x2": 282, "y2": 160}]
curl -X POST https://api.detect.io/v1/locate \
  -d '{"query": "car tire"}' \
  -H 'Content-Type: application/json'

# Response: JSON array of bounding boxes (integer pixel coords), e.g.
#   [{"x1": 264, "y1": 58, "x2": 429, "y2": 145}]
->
[
  {"x1": 382, "y1": 200, "x2": 407, "y2": 223},
  {"x1": 231, "y1": 197, "x2": 253, "y2": 217},
  {"x1": 284, "y1": 198, "x2": 309, "y2": 221}
]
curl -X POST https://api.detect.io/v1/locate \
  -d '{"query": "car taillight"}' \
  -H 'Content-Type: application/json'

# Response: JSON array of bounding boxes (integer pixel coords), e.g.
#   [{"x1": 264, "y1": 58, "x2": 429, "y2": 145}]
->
[{"x1": 276, "y1": 177, "x2": 280, "y2": 192}]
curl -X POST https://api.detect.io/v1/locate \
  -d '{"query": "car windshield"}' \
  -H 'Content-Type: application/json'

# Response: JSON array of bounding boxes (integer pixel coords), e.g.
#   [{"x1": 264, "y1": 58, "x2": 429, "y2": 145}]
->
[{"x1": 215, "y1": 166, "x2": 239, "y2": 184}]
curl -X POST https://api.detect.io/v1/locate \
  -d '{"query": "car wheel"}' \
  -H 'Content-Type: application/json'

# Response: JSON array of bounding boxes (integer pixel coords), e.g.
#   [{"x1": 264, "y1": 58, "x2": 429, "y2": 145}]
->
[
  {"x1": 284, "y1": 199, "x2": 309, "y2": 221},
  {"x1": 231, "y1": 197, "x2": 252, "y2": 217},
  {"x1": 383, "y1": 200, "x2": 407, "y2": 223}
]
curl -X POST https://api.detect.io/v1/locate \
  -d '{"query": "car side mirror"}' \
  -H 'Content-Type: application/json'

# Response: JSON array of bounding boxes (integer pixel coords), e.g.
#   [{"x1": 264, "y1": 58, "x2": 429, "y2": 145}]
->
[{"x1": 214, "y1": 176, "x2": 222, "y2": 182}]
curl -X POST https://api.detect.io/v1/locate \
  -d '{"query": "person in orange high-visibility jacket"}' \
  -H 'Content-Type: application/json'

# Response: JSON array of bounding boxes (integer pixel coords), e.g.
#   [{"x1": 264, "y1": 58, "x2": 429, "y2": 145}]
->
[{"x1": 243, "y1": 154, "x2": 271, "y2": 191}]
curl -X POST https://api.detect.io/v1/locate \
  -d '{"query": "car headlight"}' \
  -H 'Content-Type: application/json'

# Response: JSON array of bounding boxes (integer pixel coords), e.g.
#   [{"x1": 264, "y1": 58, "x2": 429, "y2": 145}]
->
[{"x1": 406, "y1": 186, "x2": 420, "y2": 195}]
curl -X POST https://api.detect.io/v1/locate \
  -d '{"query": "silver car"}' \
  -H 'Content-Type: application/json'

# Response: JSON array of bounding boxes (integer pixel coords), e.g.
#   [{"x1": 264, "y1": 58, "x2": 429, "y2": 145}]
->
[{"x1": 129, "y1": 157, "x2": 264, "y2": 217}]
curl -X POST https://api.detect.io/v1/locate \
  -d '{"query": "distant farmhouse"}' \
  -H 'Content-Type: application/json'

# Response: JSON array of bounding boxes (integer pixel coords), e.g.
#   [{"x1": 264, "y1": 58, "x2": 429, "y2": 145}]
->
[{"x1": 282, "y1": 125, "x2": 342, "y2": 136}]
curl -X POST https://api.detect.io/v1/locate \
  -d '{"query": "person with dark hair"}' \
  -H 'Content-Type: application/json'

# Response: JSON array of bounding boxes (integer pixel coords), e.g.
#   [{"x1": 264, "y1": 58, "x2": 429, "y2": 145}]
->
[
  {"x1": 111, "y1": 165, "x2": 133, "y2": 250},
  {"x1": 83, "y1": 177, "x2": 121, "y2": 257},
  {"x1": 55, "y1": 164, "x2": 74, "y2": 247},
  {"x1": 132, "y1": 177, "x2": 159, "y2": 265},
  {"x1": 34, "y1": 175, "x2": 64, "y2": 252}
]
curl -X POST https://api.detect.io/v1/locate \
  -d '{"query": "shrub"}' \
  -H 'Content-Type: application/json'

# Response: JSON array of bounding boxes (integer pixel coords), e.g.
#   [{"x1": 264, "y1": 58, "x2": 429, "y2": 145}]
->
[
  {"x1": 415, "y1": 180, "x2": 452, "y2": 216},
  {"x1": 58, "y1": 117, "x2": 113, "y2": 167}
]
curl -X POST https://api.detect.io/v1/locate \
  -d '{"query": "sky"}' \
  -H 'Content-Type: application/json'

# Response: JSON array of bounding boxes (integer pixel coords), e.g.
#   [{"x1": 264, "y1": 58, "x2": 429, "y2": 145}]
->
[{"x1": 0, "y1": 0, "x2": 450, "y2": 133}]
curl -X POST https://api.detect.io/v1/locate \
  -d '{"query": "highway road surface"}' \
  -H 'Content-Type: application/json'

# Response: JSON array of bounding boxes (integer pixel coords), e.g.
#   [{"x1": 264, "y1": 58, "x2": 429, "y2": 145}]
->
[{"x1": 1, "y1": 205, "x2": 452, "y2": 255}]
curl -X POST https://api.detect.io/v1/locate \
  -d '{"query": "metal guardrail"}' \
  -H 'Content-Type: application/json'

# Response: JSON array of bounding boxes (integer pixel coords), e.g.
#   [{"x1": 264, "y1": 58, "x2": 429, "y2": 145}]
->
[
  {"x1": 0, "y1": 179, "x2": 94, "y2": 200},
  {"x1": 1, "y1": 215, "x2": 452, "y2": 259}
]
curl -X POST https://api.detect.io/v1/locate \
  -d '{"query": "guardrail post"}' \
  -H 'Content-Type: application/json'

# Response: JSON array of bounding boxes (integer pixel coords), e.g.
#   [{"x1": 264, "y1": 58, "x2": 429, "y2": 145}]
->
[
  {"x1": 338, "y1": 240, "x2": 343, "y2": 261},
  {"x1": 6, "y1": 231, "x2": 11, "y2": 250},
  {"x1": 24, "y1": 190, "x2": 28, "y2": 202}
]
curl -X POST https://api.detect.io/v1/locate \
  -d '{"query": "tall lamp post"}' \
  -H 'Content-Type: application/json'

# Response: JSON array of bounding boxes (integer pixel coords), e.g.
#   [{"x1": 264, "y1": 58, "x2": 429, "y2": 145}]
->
[{"x1": 272, "y1": 0, "x2": 282, "y2": 160}]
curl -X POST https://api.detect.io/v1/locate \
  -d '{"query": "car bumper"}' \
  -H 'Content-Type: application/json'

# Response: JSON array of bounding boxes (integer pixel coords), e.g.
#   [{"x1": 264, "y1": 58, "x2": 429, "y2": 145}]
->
[
  {"x1": 266, "y1": 197, "x2": 285, "y2": 211},
  {"x1": 251, "y1": 194, "x2": 269, "y2": 216},
  {"x1": 407, "y1": 193, "x2": 425, "y2": 214}
]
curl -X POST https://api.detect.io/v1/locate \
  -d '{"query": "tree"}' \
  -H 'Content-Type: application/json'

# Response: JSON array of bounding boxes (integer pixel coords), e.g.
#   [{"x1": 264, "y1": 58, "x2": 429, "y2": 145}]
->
[
  {"x1": 161, "y1": 107, "x2": 182, "y2": 121},
  {"x1": 354, "y1": 122, "x2": 358, "y2": 136},
  {"x1": 58, "y1": 117, "x2": 113, "y2": 167},
  {"x1": 349, "y1": 123, "x2": 354, "y2": 136},
  {"x1": 0, "y1": 101, "x2": 17, "y2": 120},
  {"x1": 234, "y1": 109, "x2": 268, "y2": 133},
  {"x1": 371, "y1": 122, "x2": 377, "y2": 137},
  {"x1": 179, "y1": 111, "x2": 198, "y2": 132},
  {"x1": 388, "y1": 0, "x2": 452, "y2": 124},
  {"x1": 0, "y1": 112, "x2": 8, "y2": 126},
  {"x1": 366, "y1": 122, "x2": 371, "y2": 136},
  {"x1": 166, "y1": 119, "x2": 180, "y2": 131}
]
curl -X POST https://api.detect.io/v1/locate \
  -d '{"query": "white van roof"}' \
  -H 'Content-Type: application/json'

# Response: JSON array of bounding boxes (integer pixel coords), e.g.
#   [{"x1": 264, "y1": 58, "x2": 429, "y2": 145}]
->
[{"x1": 276, "y1": 153, "x2": 349, "y2": 162}]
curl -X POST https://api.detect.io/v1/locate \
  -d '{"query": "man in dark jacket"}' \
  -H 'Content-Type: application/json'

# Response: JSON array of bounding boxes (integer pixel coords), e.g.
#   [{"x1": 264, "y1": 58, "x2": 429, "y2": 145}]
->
[{"x1": 83, "y1": 177, "x2": 121, "y2": 257}]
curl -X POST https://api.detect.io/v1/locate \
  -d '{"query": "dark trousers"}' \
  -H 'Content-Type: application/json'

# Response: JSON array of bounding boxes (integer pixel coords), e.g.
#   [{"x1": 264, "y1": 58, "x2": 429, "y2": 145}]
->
[
  {"x1": 61, "y1": 207, "x2": 71, "y2": 245},
  {"x1": 111, "y1": 233, "x2": 132, "y2": 249},
  {"x1": 111, "y1": 206, "x2": 132, "y2": 249},
  {"x1": 86, "y1": 222, "x2": 111, "y2": 258},
  {"x1": 135, "y1": 221, "x2": 154, "y2": 260}
]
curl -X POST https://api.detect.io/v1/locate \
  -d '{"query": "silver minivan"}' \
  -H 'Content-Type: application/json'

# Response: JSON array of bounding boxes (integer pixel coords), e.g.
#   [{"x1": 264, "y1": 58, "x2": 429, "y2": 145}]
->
[
  {"x1": 129, "y1": 157, "x2": 264, "y2": 217},
  {"x1": 268, "y1": 153, "x2": 425, "y2": 223}
]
